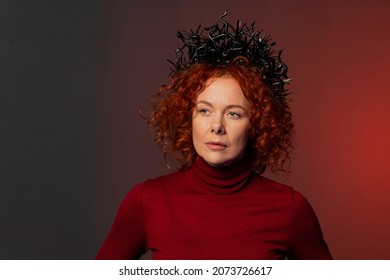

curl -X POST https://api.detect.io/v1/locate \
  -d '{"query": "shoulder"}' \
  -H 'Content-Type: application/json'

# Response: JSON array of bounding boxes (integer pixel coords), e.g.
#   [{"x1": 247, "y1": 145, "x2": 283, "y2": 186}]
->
[
  {"x1": 251, "y1": 175, "x2": 297, "y2": 195},
  {"x1": 124, "y1": 170, "x2": 186, "y2": 201},
  {"x1": 250, "y1": 175, "x2": 310, "y2": 208},
  {"x1": 147, "y1": 169, "x2": 186, "y2": 184},
  {"x1": 137, "y1": 170, "x2": 186, "y2": 190},
  {"x1": 254, "y1": 177, "x2": 321, "y2": 229}
]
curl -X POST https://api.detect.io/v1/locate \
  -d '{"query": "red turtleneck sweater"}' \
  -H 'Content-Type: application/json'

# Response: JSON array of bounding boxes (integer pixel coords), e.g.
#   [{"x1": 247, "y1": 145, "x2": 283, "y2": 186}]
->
[{"x1": 96, "y1": 157, "x2": 332, "y2": 259}]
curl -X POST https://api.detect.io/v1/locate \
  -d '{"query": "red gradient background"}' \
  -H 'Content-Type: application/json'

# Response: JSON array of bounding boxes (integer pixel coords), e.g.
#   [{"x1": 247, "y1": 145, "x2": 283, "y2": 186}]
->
[{"x1": 98, "y1": 0, "x2": 390, "y2": 259}]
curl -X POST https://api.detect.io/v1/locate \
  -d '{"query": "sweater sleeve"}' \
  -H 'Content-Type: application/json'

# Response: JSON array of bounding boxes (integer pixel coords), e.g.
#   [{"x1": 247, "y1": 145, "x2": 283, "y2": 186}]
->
[
  {"x1": 96, "y1": 184, "x2": 147, "y2": 260},
  {"x1": 288, "y1": 192, "x2": 333, "y2": 260}
]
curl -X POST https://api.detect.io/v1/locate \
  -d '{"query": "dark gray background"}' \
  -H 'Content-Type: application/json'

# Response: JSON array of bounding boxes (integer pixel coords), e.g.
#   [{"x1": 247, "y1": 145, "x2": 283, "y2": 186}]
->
[
  {"x1": 1, "y1": 0, "x2": 175, "y2": 260},
  {"x1": 1, "y1": 1, "x2": 109, "y2": 259}
]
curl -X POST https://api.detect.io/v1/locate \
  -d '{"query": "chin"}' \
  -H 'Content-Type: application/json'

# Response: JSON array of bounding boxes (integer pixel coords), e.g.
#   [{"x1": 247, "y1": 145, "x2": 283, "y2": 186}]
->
[
  {"x1": 203, "y1": 157, "x2": 233, "y2": 167},
  {"x1": 201, "y1": 152, "x2": 245, "y2": 167},
  {"x1": 207, "y1": 162, "x2": 227, "y2": 167}
]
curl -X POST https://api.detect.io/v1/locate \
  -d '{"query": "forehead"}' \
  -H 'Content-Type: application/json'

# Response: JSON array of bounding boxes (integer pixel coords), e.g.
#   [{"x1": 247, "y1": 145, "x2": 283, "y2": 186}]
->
[{"x1": 195, "y1": 76, "x2": 248, "y2": 105}]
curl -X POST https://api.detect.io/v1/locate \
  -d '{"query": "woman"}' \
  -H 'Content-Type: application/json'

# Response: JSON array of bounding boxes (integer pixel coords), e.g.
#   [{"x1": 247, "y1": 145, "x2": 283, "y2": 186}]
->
[{"x1": 96, "y1": 12, "x2": 332, "y2": 260}]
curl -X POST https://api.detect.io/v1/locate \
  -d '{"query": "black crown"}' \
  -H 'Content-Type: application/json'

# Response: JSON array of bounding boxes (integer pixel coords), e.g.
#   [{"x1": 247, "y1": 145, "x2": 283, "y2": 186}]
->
[{"x1": 169, "y1": 11, "x2": 291, "y2": 102}]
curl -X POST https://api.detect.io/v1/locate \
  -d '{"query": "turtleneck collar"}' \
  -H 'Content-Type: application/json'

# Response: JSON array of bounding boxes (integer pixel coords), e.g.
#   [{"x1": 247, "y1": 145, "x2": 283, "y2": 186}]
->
[{"x1": 188, "y1": 156, "x2": 253, "y2": 194}]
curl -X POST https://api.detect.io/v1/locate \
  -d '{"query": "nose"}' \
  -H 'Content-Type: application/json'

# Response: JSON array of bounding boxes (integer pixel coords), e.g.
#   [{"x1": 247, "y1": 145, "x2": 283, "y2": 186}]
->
[{"x1": 211, "y1": 115, "x2": 225, "y2": 135}]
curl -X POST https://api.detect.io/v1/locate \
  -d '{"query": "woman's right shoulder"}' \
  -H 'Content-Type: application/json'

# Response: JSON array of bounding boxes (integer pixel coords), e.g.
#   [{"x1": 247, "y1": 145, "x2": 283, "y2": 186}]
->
[{"x1": 128, "y1": 170, "x2": 185, "y2": 196}]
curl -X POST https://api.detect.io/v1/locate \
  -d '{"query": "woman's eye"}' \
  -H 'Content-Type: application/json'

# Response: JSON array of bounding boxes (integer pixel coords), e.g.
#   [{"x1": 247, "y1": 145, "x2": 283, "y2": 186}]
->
[
  {"x1": 198, "y1": 108, "x2": 210, "y2": 115},
  {"x1": 227, "y1": 111, "x2": 241, "y2": 119}
]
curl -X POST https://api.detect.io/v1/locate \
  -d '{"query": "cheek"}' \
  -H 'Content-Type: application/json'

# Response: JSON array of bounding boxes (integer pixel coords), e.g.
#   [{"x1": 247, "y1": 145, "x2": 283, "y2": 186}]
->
[
  {"x1": 233, "y1": 124, "x2": 251, "y2": 147},
  {"x1": 192, "y1": 117, "x2": 208, "y2": 136},
  {"x1": 191, "y1": 120, "x2": 206, "y2": 155},
  {"x1": 191, "y1": 118, "x2": 202, "y2": 145}
]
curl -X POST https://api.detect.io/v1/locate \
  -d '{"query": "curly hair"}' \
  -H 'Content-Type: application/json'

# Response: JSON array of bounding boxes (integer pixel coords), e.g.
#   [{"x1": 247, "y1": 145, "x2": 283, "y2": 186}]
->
[{"x1": 148, "y1": 57, "x2": 294, "y2": 174}]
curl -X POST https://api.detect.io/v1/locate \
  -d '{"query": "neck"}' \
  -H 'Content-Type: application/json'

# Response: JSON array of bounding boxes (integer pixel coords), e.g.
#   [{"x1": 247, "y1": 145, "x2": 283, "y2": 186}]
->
[{"x1": 189, "y1": 156, "x2": 253, "y2": 194}]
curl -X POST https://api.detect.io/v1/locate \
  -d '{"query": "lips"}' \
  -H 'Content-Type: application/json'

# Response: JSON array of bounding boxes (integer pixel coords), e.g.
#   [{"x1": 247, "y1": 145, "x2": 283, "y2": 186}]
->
[{"x1": 205, "y1": 141, "x2": 227, "y2": 150}]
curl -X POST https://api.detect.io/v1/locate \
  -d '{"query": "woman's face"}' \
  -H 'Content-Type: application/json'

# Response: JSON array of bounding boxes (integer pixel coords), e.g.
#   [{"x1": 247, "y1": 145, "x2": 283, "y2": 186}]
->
[{"x1": 192, "y1": 75, "x2": 251, "y2": 167}]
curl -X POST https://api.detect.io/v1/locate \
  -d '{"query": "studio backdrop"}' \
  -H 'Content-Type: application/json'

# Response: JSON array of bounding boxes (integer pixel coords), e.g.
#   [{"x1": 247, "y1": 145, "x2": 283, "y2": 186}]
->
[{"x1": 1, "y1": 0, "x2": 389, "y2": 259}]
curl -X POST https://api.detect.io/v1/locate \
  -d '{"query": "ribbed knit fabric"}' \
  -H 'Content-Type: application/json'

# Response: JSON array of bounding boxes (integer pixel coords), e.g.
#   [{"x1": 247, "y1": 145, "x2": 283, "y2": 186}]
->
[{"x1": 96, "y1": 157, "x2": 332, "y2": 260}]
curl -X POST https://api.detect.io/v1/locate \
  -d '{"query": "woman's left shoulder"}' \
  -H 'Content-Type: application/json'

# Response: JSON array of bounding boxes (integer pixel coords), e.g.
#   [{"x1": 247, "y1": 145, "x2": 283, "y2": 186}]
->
[
  {"x1": 251, "y1": 175, "x2": 310, "y2": 204},
  {"x1": 251, "y1": 175, "x2": 296, "y2": 193}
]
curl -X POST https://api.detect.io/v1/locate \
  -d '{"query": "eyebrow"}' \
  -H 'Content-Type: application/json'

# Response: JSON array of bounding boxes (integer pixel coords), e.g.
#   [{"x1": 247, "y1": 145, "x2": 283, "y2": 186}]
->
[{"x1": 195, "y1": 100, "x2": 248, "y2": 112}]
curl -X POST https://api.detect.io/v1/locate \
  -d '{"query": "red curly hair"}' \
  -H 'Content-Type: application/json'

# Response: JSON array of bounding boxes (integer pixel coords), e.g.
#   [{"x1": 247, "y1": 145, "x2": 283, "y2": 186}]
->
[{"x1": 148, "y1": 57, "x2": 294, "y2": 174}]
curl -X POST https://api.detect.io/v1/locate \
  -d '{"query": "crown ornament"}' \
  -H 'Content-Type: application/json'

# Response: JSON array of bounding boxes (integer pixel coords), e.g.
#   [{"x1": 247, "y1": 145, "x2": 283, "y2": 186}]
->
[{"x1": 169, "y1": 11, "x2": 291, "y2": 101}]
